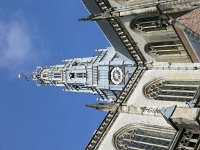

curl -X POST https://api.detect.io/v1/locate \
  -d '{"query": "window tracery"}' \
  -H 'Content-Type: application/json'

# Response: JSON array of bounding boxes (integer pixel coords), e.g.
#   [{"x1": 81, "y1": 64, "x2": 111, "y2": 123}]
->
[
  {"x1": 176, "y1": 130, "x2": 200, "y2": 150},
  {"x1": 113, "y1": 124, "x2": 175, "y2": 150},
  {"x1": 144, "y1": 80, "x2": 200, "y2": 102},
  {"x1": 130, "y1": 15, "x2": 170, "y2": 33},
  {"x1": 145, "y1": 41, "x2": 186, "y2": 57}
]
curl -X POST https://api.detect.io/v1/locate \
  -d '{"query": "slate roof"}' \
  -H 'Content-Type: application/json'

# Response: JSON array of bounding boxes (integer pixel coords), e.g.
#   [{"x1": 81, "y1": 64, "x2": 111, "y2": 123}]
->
[{"x1": 177, "y1": 7, "x2": 200, "y2": 36}]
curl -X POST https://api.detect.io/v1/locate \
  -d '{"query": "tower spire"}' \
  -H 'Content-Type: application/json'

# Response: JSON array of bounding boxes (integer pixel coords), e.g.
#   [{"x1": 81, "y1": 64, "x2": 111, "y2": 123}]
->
[{"x1": 31, "y1": 47, "x2": 135, "y2": 101}]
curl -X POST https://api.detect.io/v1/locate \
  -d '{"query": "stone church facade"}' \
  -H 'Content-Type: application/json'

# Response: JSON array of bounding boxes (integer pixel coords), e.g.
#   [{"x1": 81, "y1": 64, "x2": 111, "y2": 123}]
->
[
  {"x1": 31, "y1": 0, "x2": 200, "y2": 149},
  {"x1": 81, "y1": 0, "x2": 200, "y2": 150}
]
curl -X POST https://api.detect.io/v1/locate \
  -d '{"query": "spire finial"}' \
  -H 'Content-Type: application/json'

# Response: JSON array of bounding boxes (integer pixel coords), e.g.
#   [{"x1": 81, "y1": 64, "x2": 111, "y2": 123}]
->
[
  {"x1": 17, "y1": 73, "x2": 32, "y2": 81},
  {"x1": 78, "y1": 12, "x2": 111, "y2": 22},
  {"x1": 85, "y1": 103, "x2": 119, "y2": 112},
  {"x1": 78, "y1": 14, "x2": 97, "y2": 21}
]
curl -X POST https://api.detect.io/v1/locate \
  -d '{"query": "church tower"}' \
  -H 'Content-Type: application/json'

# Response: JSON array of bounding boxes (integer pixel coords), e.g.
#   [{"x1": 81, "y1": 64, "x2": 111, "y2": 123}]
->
[
  {"x1": 32, "y1": 47, "x2": 135, "y2": 101},
  {"x1": 23, "y1": 0, "x2": 200, "y2": 149}
]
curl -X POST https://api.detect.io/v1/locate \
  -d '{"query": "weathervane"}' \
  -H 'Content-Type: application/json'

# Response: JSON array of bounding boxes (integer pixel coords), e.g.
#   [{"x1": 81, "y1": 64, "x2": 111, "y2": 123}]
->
[{"x1": 17, "y1": 73, "x2": 32, "y2": 81}]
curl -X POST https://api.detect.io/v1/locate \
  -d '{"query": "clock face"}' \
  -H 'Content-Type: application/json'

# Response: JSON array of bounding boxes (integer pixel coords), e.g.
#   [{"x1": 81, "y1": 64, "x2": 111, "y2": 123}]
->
[{"x1": 111, "y1": 67, "x2": 123, "y2": 85}]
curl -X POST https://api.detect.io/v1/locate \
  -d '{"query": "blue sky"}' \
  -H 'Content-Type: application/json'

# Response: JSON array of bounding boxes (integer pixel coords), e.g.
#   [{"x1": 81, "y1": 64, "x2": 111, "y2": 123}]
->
[{"x1": 0, "y1": 0, "x2": 108, "y2": 150}]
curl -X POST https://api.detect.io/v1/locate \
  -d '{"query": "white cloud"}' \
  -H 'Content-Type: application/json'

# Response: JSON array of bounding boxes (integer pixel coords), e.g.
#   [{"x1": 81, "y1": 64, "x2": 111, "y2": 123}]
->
[{"x1": 0, "y1": 13, "x2": 47, "y2": 74}]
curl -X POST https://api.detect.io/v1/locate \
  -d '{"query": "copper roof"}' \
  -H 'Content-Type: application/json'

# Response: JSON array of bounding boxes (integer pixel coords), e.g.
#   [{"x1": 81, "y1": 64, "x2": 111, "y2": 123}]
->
[{"x1": 176, "y1": 7, "x2": 200, "y2": 36}]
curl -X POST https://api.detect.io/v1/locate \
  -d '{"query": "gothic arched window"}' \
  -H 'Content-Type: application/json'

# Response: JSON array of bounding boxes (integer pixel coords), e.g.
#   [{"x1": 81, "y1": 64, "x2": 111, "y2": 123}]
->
[
  {"x1": 130, "y1": 15, "x2": 170, "y2": 33},
  {"x1": 145, "y1": 41, "x2": 186, "y2": 57},
  {"x1": 144, "y1": 80, "x2": 200, "y2": 102},
  {"x1": 176, "y1": 130, "x2": 200, "y2": 149},
  {"x1": 113, "y1": 124, "x2": 175, "y2": 150}
]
